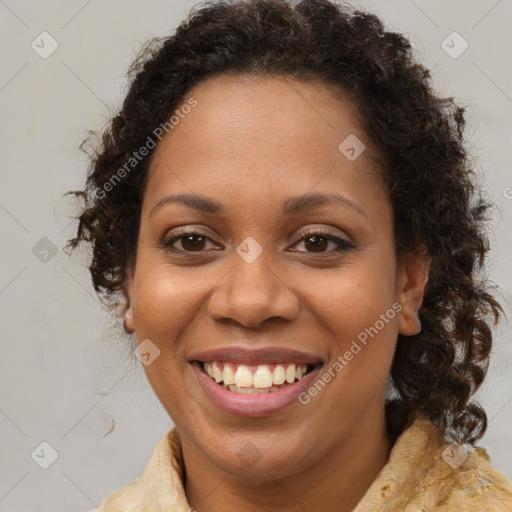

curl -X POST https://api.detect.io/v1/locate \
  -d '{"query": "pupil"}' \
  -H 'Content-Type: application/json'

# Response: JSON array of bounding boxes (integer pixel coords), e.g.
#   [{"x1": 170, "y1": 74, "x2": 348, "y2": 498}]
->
[
  {"x1": 305, "y1": 235, "x2": 327, "y2": 252},
  {"x1": 183, "y1": 235, "x2": 205, "y2": 251}
]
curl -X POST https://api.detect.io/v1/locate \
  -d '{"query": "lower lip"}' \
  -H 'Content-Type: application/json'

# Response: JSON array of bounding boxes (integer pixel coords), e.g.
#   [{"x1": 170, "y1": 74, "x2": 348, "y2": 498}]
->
[{"x1": 191, "y1": 362, "x2": 322, "y2": 417}]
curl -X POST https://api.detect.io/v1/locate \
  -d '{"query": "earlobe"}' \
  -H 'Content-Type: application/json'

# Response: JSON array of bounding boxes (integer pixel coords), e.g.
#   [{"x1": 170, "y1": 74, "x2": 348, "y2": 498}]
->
[
  {"x1": 396, "y1": 247, "x2": 430, "y2": 337},
  {"x1": 123, "y1": 268, "x2": 135, "y2": 334},
  {"x1": 123, "y1": 306, "x2": 135, "y2": 334}
]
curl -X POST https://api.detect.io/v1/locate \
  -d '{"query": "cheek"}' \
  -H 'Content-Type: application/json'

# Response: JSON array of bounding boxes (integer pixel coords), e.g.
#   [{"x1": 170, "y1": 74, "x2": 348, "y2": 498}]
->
[
  {"x1": 132, "y1": 263, "x2": 209, "y2": 341},
  {"x1": 303, "y1": 273, "x2": 399, "y2": 416},
  {"x1": 296, "y1": 254, "x2": 399, "y2": 383},
  {"x1": 300, "y1": 259, "x2": 397, "y2": 338},
  {"x1": 131, "y1": 264, "x2": 208, "y2": 418}
]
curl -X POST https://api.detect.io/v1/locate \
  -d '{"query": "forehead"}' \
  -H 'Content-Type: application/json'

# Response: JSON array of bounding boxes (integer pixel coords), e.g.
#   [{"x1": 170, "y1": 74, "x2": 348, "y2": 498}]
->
[{"x1": 144, "y1": 74, "x2": 385, "y2": 211}]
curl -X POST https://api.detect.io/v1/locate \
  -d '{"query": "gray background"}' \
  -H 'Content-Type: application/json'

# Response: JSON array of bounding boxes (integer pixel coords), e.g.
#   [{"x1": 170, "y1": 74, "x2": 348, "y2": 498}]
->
[{"x1": 0, "y1": 1, "x2": 511, "y2": 510}]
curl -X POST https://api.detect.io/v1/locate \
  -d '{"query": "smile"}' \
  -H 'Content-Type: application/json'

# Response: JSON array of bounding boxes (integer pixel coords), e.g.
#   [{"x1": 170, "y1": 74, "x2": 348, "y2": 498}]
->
[
  {"x1": 190, "y1": 346, "x2": 324, "y2": 417},
  {"x1": 201, "y1": 361, "x2": 316, "y2": 393}
]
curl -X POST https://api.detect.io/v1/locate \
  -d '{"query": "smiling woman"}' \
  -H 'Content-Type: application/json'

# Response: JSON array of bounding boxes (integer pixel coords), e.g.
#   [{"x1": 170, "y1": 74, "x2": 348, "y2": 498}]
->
[{"x1": 68, "y1": 0, "x2": 512, "y2": 510}]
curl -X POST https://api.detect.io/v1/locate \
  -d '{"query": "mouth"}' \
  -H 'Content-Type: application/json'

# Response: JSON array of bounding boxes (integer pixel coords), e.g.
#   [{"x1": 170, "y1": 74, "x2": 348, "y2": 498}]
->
[
  {"x1": 199, "y1": 361, "x2": 320, "y2": 394},
  {"x1": 189, "y1": 347, "x2": 324, "y2": 417}
]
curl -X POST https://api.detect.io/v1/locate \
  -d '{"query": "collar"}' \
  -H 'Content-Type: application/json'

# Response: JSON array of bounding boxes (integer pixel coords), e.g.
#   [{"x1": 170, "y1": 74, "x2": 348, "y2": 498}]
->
[{"x1": 97, "y1": 417, "x2": 512, "y2": 511}]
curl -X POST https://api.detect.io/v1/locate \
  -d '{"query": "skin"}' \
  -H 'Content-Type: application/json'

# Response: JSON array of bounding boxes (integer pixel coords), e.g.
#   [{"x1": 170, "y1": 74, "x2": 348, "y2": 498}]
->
[{"x1": 125, "y1": 74, "x2": 430, "y2": 512}]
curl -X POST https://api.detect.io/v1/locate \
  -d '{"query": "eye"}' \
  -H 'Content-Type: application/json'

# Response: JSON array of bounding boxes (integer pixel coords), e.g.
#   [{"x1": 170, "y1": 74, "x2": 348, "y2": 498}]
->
[
  {"x1": 161, "y1": 230, "x2": 220, "y2": 252},
  {"x1": 290, "y1": 230, "x2": 354, "y2": 254},
  {"x1": 161, "y1": 227, "x2": 354, "y2": 255}
]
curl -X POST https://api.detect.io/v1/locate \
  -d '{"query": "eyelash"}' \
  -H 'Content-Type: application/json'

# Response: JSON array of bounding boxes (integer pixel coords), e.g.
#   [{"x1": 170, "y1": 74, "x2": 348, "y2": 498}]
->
[{"x1": 161, "y1": 227, "x2": 354, "y2": 255}]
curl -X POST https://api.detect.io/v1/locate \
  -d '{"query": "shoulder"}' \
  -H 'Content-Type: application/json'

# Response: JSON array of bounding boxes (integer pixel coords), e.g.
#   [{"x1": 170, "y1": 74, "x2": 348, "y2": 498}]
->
[
  {"x1": 431, "y1": 444, "x2": 512, "y2": 510},
  {"x1": 354, "y1": 417, "x2": 512, "y2": 511},
  {"x1": 402, "y1": 419, "x2": 512, "y2": 510},
  {"x1": 88, "y1": 427, "x2": 190, "y2": 512}
]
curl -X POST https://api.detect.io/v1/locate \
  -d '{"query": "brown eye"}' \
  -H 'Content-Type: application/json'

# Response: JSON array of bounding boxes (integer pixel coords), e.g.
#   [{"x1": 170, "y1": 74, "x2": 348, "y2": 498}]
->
[
  {"x1": 162, "y1": 231, "x2": 219, "y2": 253},
  {"x1": 290, "y1": 231, "x2": 354, "y2": 254},
  {"x1": 304, "y1": 235, "x2": 329, "y2": 252},
  {"x1": 181, "y1": 235, "x2": 206, "y2": 251}
]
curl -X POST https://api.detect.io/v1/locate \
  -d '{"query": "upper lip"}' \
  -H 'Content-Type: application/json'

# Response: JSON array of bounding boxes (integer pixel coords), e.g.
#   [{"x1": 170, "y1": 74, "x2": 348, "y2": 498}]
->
[{"x1": 189, "y1": 346, "x2": 324, "y2": 365}]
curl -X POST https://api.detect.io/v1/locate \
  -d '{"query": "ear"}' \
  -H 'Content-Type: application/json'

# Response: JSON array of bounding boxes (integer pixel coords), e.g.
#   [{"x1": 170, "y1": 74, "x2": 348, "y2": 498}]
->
[
  {"x1": 396, "y1": 246, "x2": 430, "y2": 336},
  {"x1": 122, "y1": 260, "x2": 136, "y2": 334}
]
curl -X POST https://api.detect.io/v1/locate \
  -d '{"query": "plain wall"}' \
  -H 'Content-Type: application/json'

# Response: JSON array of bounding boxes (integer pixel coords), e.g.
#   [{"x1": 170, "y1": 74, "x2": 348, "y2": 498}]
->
[{"x1": 0, "y1": 1, "x2": 511, "y2": 510}]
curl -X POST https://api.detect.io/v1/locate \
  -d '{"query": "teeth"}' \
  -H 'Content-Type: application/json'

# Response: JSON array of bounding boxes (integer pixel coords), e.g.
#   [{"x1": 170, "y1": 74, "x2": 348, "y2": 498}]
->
[
  {"x1": 226, "y1": 384, "x2": 270, "y2": 394},
  {"x1": 203, "y1": 361, "x2": 311, "y2": 389},
  {"x1": 234, "y1": 386, "x2": 265, "y2": 394},
  {"x1": 222, "y1": 363, "x2": 235, "y2": 385},
  {"x1": 285, "y1": 364, "x2": 296, "y2": 383},
  {"x1": 205, "y1": 362, "x2": 214, "y2": 378},
  {"x1": 253, "y1": 365, "x2": 273, "y2": 388},
  {"x1": 212, "y1": 361, "x2": 223, "y2": 383},
  {"x1": 235, "y1": 365, "x2": 254, "y2": 388},
  {"x1": 272, "y1": 364, "x2": 286, "y2": 385}
]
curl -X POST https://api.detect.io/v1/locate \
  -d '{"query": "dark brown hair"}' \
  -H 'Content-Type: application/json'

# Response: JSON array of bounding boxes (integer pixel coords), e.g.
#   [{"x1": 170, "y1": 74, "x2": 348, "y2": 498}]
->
[{"x1": 68, "y1": 0, "x2": 504, "y2": 445}]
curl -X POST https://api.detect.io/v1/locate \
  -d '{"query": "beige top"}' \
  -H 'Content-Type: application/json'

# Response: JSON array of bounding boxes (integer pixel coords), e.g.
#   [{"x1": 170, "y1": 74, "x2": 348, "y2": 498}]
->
[{"x1": 92, "y1": 418, "x2": 512, "y2": 511}]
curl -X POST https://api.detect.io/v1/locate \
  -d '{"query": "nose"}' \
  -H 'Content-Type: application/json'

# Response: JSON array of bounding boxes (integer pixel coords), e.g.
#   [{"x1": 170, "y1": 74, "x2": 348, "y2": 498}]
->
[{"x1": 207, "y1": 247, "x2": 301, "y2": 329}]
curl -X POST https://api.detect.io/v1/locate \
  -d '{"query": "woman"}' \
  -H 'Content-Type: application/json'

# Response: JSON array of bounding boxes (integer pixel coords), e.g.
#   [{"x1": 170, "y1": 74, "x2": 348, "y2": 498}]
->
[{"x1": 70, "y1": 0, "x2": 512, "y2": 510}]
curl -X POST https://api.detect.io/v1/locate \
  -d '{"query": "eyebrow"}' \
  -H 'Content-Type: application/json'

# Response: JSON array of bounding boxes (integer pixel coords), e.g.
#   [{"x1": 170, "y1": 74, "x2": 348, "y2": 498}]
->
[
  {"x1": 150, "y1": 194, "x2": 223, "y2": 217},
  {"x1": 149, "y1": 192, "x2": 368, "y2": 219},
  {"x1": 282, "y1": 192, "x2": 368, "y2": 219}
]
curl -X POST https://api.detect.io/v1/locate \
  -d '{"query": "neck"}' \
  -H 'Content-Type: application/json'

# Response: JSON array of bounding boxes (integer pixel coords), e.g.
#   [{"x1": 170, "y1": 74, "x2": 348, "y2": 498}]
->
[{"x1": 182, "y1": 408, "x2": 393, "y2": 512}]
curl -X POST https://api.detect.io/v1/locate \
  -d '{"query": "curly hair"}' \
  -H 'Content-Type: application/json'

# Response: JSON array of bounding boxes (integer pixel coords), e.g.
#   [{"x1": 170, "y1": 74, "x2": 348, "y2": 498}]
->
[{"x1": 68, "y1": 0, "x2": 504, "y2": 445}]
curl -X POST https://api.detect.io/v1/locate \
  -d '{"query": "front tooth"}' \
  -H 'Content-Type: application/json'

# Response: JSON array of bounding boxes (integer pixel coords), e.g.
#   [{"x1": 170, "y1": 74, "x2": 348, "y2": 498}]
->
[
  {"x1": 272, "y1": 365, "x2": 286, "y2": 385},
  {"x1": 253, "y1": 365, "x2": 273, "y2": 388},
  {"x1": 235, "y1": 365, "x2": 253, "y2": 387},
  {"x1": 285, "y1": 364, "x2": 296, "y2": 383},
  {"x1": 223, "y1": 363, "x2": 235, "y2": 385},
  {"x1": 212, "y1": 361, "x2": 222, "y2": 383}
]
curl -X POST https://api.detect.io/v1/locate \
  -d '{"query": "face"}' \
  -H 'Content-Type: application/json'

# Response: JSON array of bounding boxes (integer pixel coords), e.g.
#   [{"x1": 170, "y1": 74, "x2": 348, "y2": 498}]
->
[{"x1": 125, "y1": 74, "x2": 429, "y2": 478}]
